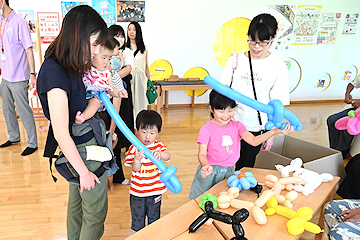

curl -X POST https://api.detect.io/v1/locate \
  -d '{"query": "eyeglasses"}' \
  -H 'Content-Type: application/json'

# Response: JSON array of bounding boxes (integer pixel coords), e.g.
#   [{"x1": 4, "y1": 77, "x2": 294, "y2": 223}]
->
[{"x1": 247, "y1": 40, "x2": 271, "y2": 47}]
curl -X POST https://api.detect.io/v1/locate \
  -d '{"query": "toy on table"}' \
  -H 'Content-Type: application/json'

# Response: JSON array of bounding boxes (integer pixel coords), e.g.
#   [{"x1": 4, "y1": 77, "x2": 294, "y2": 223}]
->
[
  {"x1": 203, "y1": 75, "x2": 302, "y2": 131},
  {"x1": 227, "y1": 171, "x2": 263, "y2": 197},
  {"x1": 264, "y1": 196, "x2": 324, "y2": 236},
  {"x1": 100, "y1": 92, "x2": 182, "y2": 193},
  {"x1": 189, "y1": 201, "x2": 249, "y2": 240},
  {"x1": 335, "y1": 108, "x2": 360, "y2": 135},
  {"x1": 275, "y1": 158, "x2": 333, "y2": 196}
]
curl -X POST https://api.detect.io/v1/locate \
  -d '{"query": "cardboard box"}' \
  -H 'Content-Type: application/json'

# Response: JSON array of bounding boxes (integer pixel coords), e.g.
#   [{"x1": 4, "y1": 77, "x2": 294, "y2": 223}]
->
[{"x1": 254, "y1": 135, "x2": 346, "y2": 182}]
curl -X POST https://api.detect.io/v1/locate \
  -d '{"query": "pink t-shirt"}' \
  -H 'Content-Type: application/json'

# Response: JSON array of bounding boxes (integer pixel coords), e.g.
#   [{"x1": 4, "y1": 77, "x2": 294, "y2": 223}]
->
[
  {"x1": 0, "y1": 10, "x2": 33, "y2": 82},
  {"x1": 197, "y1": 120, "x2": 247, "y2": 167}
]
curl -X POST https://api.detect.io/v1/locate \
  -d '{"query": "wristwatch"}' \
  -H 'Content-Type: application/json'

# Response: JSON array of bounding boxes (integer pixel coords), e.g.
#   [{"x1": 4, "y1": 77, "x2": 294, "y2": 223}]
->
[{"x1": 30, "y1": 72, "x2": 37, "y2": 76}]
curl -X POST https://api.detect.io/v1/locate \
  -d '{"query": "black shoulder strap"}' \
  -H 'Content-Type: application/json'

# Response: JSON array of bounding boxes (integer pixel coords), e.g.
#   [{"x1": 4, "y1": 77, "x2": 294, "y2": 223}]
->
[
  {"x1": 43, "y1": 123, "x2": 59, "y2": 182},
  {"x1": 248, "y1": 51, "x2": 263, "y2": 128}
]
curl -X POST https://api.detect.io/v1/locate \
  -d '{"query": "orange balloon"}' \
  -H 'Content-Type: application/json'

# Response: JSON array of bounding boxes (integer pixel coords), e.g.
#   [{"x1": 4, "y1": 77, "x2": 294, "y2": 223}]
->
[{"x1": 238, "y1": 172, "x2": 246, "y2": 179}]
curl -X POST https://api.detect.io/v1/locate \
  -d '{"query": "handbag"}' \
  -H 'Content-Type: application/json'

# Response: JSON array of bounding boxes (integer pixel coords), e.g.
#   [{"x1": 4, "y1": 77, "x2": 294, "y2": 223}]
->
[{"x1": 146, "y1": 79, "x2": 158, "y2": 104}]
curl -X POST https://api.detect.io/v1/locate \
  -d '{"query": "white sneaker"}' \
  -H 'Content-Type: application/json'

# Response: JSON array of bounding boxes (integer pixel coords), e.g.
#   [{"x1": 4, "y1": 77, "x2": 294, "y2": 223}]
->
[{"x1": 121, "y1": 179, "x2": 131, "y2": 185}]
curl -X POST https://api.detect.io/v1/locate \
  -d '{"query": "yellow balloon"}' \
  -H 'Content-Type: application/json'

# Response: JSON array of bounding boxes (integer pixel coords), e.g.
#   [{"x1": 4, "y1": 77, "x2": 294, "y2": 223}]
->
[
  {"x1": 265, "y1": 208, "x2": 276, "y2": 216},
  {"x1": 297, "y1": 207, "x2": 313, "y2": 221},
  {"x1": 304, "y1": 222, "x2": 324, "y2": 234},
  {"x1": 287, "y1": 218, "x2": 305, "y2": 236},
  {"x1": 266, "y1": 196, "x2": 278, "y2": 209},
  {"x1": 275, "y1": 205, "x2": 297, "y2": 219}
]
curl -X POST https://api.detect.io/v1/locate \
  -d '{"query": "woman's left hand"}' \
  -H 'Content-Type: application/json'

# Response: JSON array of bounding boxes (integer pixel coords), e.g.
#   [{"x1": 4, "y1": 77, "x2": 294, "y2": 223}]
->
[{"x1": 262, "y1": 135, "x2": 274, "y2": 151}]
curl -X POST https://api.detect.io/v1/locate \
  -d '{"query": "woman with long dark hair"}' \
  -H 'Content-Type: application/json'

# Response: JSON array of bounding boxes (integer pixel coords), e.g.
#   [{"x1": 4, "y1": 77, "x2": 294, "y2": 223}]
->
[
  {"x1": 220, "y1": 13, "x2": 290, "y2": 170},
  {"x1": 126, "y1": 22, "x2": 150, "y2": 118}
]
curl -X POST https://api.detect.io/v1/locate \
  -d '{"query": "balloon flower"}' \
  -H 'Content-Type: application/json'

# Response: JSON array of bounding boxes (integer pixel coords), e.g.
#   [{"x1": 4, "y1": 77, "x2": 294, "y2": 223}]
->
[
  {"x1": 227, "y1": 171, "x2": 258, "y2": 190},
  {"x1": 204, "y1": 76, "x2": 302, "y2": 131},
  {"x1": 100, "y1": 92, "x2": 182, "y2": 193},
  {"x1": 335, "y1": 108, "x2": 360, "y2": 135}
]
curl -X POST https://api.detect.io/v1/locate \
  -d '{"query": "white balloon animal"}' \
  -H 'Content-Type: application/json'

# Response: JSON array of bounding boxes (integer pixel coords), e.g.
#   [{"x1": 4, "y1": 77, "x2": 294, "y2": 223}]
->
[{"x1": 275, "y1": 158, "x2": 333, "y2": 196}]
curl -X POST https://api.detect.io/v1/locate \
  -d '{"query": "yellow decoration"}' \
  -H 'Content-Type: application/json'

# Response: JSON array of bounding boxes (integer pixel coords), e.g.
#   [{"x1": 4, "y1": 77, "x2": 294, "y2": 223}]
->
[
  {"x1": 183, "y1": 67, "x2": 209, "y2": 97},
  {"x1": 149, "y1": 59, "x2": 173, "y2": 81},
  {"x1": 213, "y1": 17, "x2": 251, "y2": 68}
]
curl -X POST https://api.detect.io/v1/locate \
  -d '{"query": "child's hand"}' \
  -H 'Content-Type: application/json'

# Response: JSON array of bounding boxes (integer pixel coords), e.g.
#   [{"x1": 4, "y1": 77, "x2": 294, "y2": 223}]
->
[
  {"x1": 201, "y1": 165, "x2": 213, "y2": 178},
  {"x1": 75, "y1": 111, "x2": 86, "y2": 124},
  {"x1": 134, "y1": 147, "x2": 145, "y2": 161},
  {"x1": 278, "y1": 123, "x2": 294, "y2": 135},
  {"x1": 152, "y1": 150, "x2": 162, "y2": 160},
  {"x1": 119, "y1": 89, "x2": 128, "y2": 98}
]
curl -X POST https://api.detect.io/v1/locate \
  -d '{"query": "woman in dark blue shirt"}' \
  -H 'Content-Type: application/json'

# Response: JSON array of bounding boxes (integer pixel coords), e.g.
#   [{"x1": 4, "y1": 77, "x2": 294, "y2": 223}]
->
[{"x1": 37, "y1": 6, "x2": 109, "y2": 239}]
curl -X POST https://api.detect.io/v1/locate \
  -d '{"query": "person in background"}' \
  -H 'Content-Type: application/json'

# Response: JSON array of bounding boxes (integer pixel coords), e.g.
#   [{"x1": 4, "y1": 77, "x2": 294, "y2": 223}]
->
[
  {"x1": 323, "y1": 199, "x2": 360, "y2": 239},
  {"x1": 220, "y1": 13, "x2": 289, "y2": 170},
  {"x1": 126, "y1": 21, "x2": 150, "y2": 118},
  {"x1": 0, "y1": 0, "x2": 38, "y2": 156},
  {"x1": 189, "y1": 90, "x2": 293, "y2": 199},
  {"x1": 327, "y1": 74, "x2": 360, "y2": 159},
  {"x1": 36, "y1": 5, "x2": 109, "y2": 239},
  {"x1": 125, "y1": 110, "x2": 170, "y2": 231},
  {"x1": 108, "y1": 24, "x2": 134, "y2": 185}
]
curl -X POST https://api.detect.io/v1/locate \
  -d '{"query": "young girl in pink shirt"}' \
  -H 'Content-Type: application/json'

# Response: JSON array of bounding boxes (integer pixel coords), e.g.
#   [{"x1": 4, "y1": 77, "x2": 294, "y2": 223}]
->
[{"x1": 189, "y1": 90, "x2": 294, "y2": 199}]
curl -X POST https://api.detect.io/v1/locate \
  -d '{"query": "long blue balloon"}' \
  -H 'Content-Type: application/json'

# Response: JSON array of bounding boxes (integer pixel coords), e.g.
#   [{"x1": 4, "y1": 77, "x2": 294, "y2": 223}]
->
[
  {"x1": 100, "y1": 92, "x2": 182, "y2": 193},
  {"x1": 204, "y1": 76, "x2": 302, "y2": 131}
]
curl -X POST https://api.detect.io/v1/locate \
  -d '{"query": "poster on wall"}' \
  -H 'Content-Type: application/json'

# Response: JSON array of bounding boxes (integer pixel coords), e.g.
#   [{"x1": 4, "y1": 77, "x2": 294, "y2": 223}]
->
[
  {"x1": 92, "y1": 0, "x2": 116, "y2": 26},
  {"x1": 37, "y1": 12, "x2": 60, "y2": 44},
  {"x1": 342, "y1": 13, "x2": 359, "y2": 34},
  {"x1": 292, "y1": 5, "x2": 322, "y2": 45},
  {"x1": 18, "y1": 10, "x2": 36, "y2": 33},
  {"x1": 316, "y1": 13, "x2": 341, "y2": 44},
  {"x1": 314, "y1": 72, "x2": 331, "y2": 92},
  {"x1": 269, "y1": 5, "x2": 296, "y2": 51},
  {"x1": 341, "y1": 65, "x2": 358, "y2": 81},
  {"x1": 61, "y1": 1, "x2": 88, "y2": 18},
  {"x1": 116, "y1": 1, "x2": 145, "y2": 22}
]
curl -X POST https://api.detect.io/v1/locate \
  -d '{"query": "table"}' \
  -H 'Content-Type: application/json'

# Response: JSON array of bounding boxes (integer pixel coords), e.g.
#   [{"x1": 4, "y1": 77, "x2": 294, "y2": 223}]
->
[
  {"x1": 195, "y1": 167, "x2": 340, "y2": 240},
  {"x1": 150, "y1": 81, "x2": 212, "y2": 114},
  {"x1": 125, "y1": 200, "x2": 224, "y2": 240}
]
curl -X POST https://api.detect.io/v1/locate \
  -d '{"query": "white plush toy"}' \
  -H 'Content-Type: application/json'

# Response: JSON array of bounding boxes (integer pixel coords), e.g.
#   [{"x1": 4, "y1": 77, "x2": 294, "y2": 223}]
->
[{"x1": 275, "y1": 158, "x2": 334, "y2": 196}]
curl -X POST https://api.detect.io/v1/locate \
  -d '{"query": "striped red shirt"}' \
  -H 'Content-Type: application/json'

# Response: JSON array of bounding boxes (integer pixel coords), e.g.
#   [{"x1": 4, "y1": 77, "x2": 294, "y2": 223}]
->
[{"x1": 124, "y1": 141, "x2": 169, "y2": 197}]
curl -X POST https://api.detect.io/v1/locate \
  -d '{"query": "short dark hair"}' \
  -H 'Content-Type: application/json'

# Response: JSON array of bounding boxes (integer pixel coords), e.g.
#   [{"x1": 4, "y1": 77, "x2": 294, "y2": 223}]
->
[
  {"x1": 102, "y1": 37, "x2": 116, "y2": 52},
  {"x1": 108, "y1": 37, "x2": 120, "y2": 49},
  {"x1": 108, "y1": 24, "x2": 125, "y2": 37},
  {"x1": 45, "y1": 5, "x2": 107, "y2": 77},
  {"x1": 125, "y1": 22, "x2": 145, "y2": 54},
  {"x1": 136, "y1": 110, "x2": 162, "y2": 132},
  {"x1": 248, "y1": 13, "x2": 278, "y2": 41},
  {"x1": 209, "y1": 90, "x2": 237, "y2": 118}
]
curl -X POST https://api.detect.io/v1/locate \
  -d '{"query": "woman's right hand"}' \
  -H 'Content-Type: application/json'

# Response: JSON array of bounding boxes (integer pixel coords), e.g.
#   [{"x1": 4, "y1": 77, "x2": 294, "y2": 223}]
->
[{"x1": 79, "y1": 171, "x2": 101, "y2": 193}]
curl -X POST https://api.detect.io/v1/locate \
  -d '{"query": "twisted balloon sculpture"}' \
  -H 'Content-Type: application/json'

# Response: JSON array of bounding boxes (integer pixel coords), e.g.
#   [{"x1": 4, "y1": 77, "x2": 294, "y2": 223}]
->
[
  {"x1": 100, "y1": 92, "x2": 182, "y2": 193},
  {"x1": 335, "y1": 108, "x2": 360, "y2": 135},
  {"x1": 204, "y1": 76, "x2": 302, "y2": 131}
]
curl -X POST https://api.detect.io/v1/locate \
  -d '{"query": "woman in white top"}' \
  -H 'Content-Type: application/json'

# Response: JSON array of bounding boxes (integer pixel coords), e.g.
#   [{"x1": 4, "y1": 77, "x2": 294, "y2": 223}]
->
[
  {"x1": 107, "y1": 24, "x2": 135, "y2": 185},
  {"x1": 220, "y1": 13, "x2": 289, "y2": 170},
  {"x1": 126, "y1": 22, "x2": 151, "y2": 118}
]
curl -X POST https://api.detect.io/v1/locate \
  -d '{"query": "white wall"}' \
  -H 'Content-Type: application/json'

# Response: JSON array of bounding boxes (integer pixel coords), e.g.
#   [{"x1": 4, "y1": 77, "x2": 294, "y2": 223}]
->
[{"x1": 12, "y1": 0, "x2": 360, "y2": 104}]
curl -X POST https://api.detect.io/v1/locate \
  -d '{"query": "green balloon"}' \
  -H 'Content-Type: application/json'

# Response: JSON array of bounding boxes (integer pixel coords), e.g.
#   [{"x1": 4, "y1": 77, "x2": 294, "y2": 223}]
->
[{"x1": 348, "y1": 110, "x2": 356, "y2": 117}]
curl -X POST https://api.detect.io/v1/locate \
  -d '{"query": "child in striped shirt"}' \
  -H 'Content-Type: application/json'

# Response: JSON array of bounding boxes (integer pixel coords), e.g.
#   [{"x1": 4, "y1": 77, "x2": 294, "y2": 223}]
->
[{"x1": 125, "y1": 110, "x2": 171, "y2": 231}]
